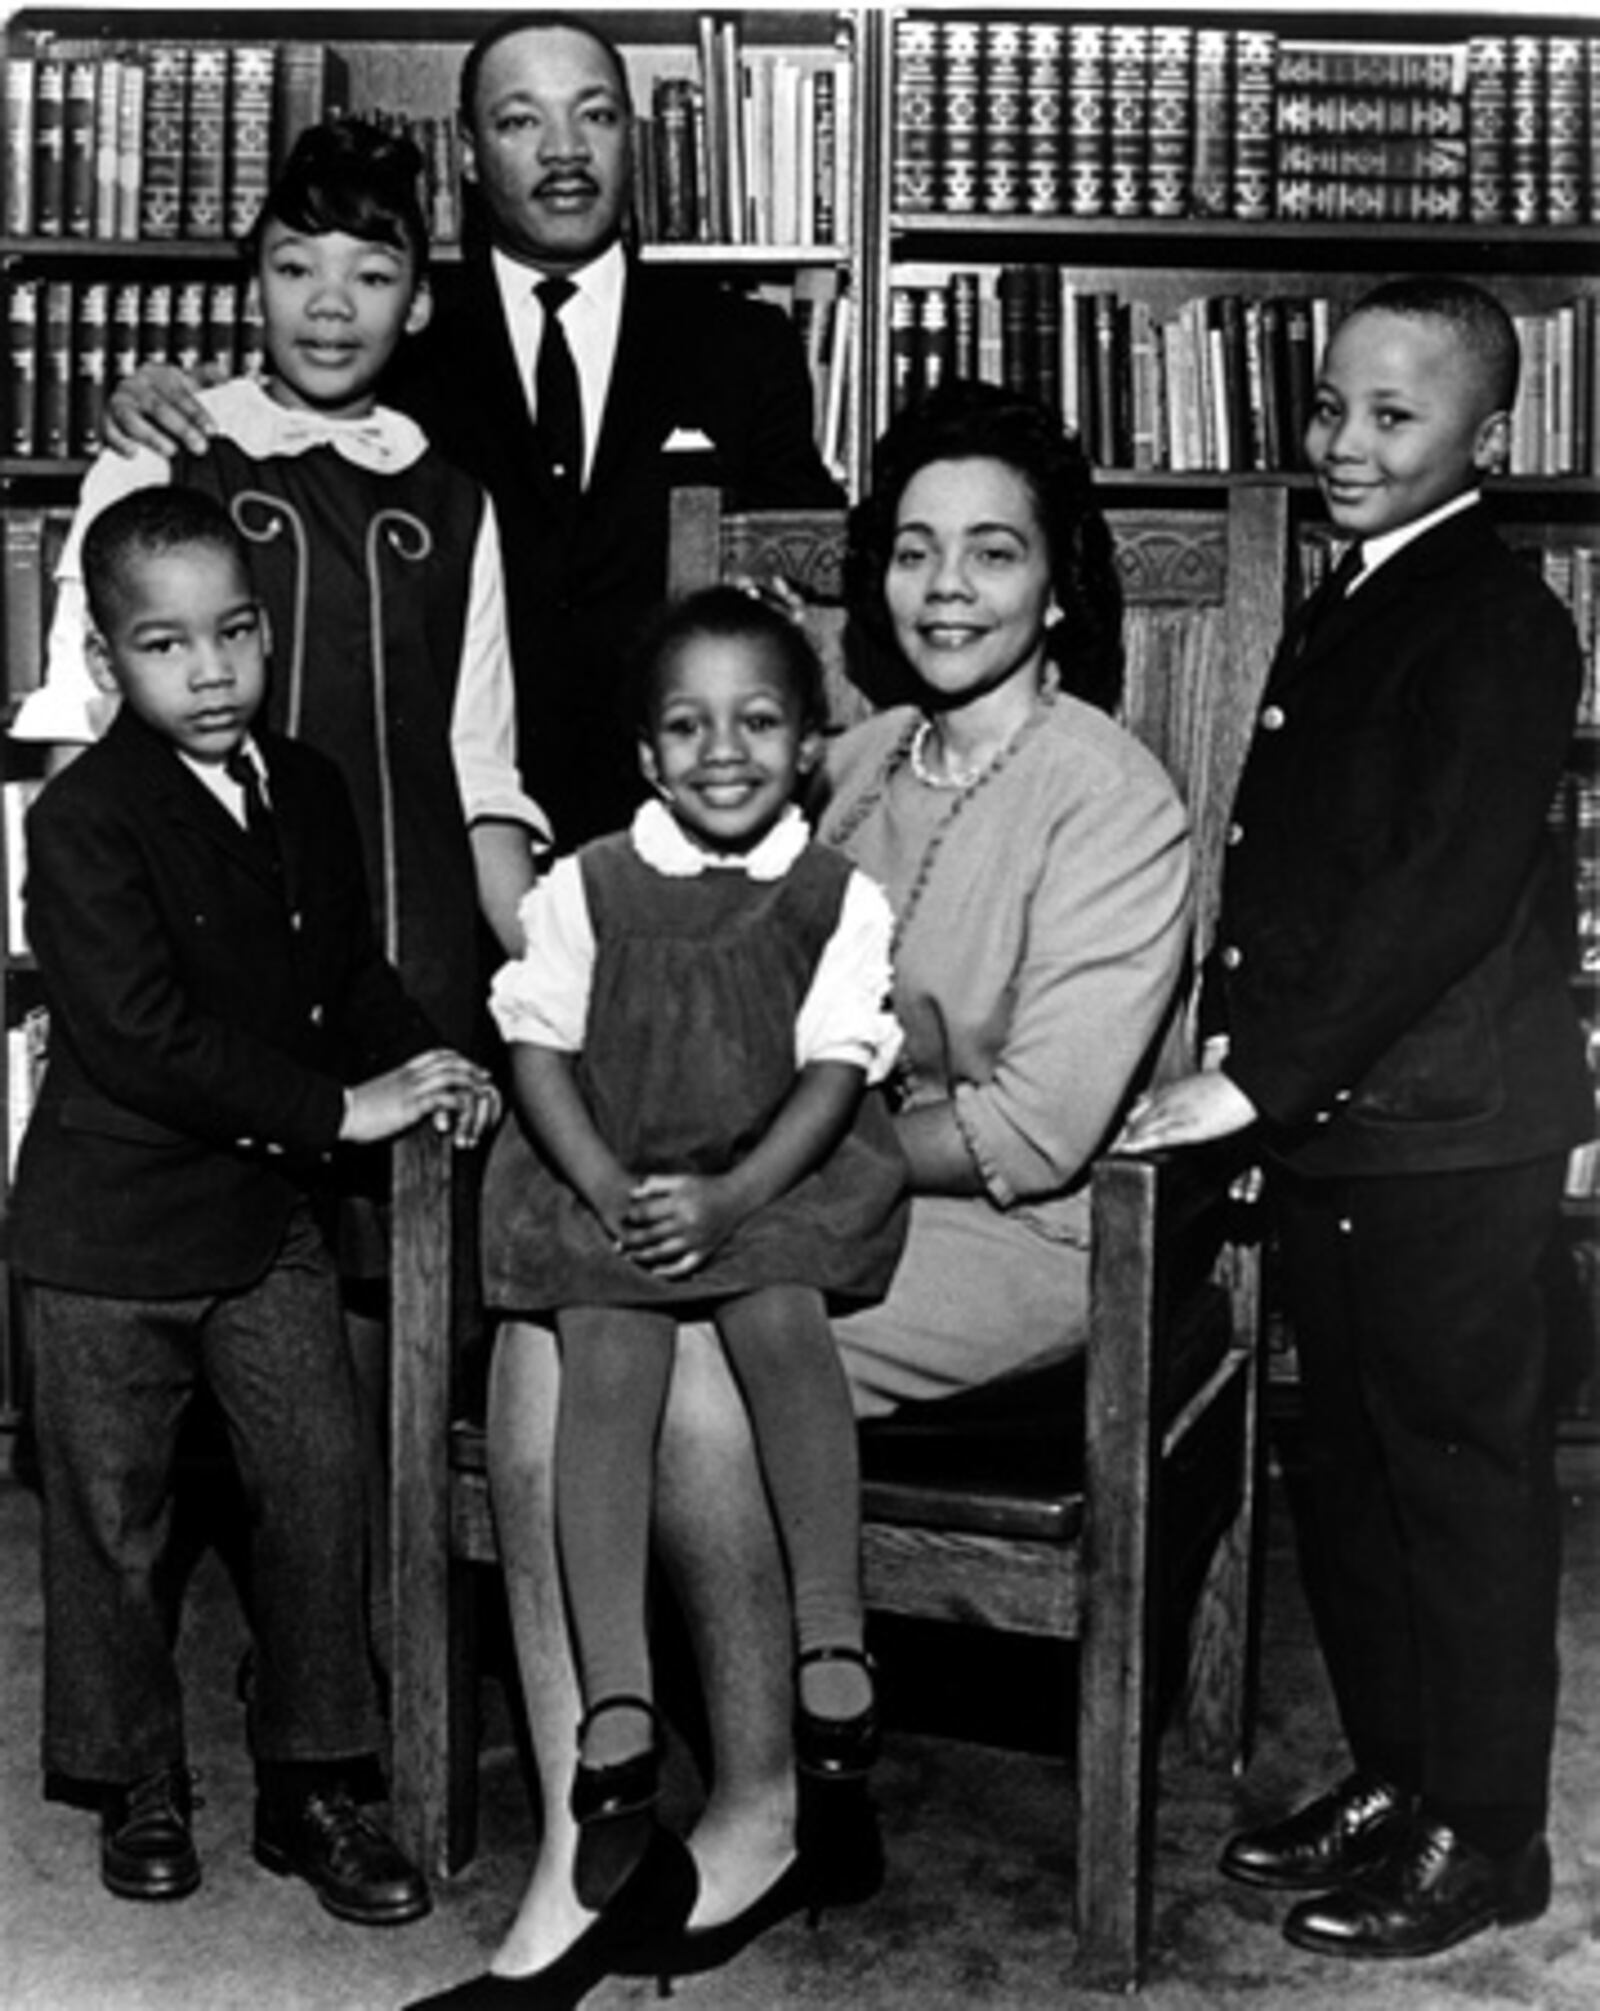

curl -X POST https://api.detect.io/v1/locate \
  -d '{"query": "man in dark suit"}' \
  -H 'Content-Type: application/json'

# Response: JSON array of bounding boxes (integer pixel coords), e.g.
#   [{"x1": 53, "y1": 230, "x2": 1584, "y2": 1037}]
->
[
  {"x1": 107, "y1": 11, "x2": 843, "y2": 845},
  {"x1": 13, "y1": 487, "x2": 496, "y2": 1924},
  {"x1": 1120, "y1": 278, "x2": 1591, "y2": 1960}
]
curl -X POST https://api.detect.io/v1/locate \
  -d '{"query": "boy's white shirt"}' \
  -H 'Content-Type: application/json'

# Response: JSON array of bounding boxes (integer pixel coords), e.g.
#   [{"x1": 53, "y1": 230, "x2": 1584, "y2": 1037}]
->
[
  {"x1": 18, "y1": 378, "x2": 547, "y2": 843},
  {"x1": 1345, "y1": 486, "x2": 1482, "y2": 592},
  {"x1": 490, "y1": 800, "x2": 904, "y2": 1083}
]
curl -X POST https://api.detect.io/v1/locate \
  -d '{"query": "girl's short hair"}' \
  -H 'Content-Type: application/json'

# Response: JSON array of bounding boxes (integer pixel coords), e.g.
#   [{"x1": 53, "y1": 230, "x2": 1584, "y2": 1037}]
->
[
  {"x1": 846, "y1": 379, "x2": 1124, "y2": 715},
  {"x1": 243, "y1": 118, "x2": 430, "y2": 274},
  {"x1": 630, "y1": 585, "x2": 828, "y2": 737}
]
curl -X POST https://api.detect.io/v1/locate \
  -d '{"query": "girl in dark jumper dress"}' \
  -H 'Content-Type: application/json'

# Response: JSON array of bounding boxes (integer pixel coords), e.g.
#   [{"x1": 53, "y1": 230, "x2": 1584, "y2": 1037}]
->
[{"x1": 482, "y1": 587, "x2": 908, "y2": 1916}]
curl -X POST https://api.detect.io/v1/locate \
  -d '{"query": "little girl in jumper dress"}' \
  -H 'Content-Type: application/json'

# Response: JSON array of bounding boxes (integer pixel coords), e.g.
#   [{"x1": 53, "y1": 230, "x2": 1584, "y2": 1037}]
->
[{"x1": 481, "y1": 585, "x2": 908, "y2": 1919}]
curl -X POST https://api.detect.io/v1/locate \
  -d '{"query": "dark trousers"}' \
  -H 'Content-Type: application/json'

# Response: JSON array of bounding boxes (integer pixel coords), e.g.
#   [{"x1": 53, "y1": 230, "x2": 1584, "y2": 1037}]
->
[
  {"x1": 30, "y1": 1207, "x2": 381, "y2": 1788},
  {"x1": 1275, "y1": 1155, "x2": 1566, "y2": 1842}
]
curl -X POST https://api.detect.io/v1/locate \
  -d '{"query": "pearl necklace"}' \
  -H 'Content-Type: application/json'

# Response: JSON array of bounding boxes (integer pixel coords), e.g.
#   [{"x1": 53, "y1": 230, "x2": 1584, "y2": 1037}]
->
[
  {"x1": 909, "y1": 718, "x2": 989, "y2": 791},
  {"x1": 826, "y1": 693, "x2": 1056, "y2": 961}
]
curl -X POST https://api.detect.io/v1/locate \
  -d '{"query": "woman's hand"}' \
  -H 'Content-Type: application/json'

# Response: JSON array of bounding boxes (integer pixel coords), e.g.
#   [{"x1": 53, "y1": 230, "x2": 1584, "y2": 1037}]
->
[
  {"x1": 620, "y1": 1172, "x2": 741, "y2": 1278},
  {"x1": 104, "y1": 360, "x2": 221, "y2": 458},
  {"x1": 1115, "y1": 1071, "x2": 1258, "y2": 1154}
]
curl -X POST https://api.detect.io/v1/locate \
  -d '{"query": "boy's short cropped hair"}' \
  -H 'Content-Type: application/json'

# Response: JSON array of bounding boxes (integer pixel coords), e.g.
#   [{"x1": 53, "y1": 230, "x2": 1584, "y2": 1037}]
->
[
  {"x1": 82, "y1": 487, "x2": 251, "y2": 634},
  {"x1": 243, "y1": 117, "x2": 430, "y2": 274},
  {"x1": 1345, "y1": 276, "x2": 1520, "y2": 413}
]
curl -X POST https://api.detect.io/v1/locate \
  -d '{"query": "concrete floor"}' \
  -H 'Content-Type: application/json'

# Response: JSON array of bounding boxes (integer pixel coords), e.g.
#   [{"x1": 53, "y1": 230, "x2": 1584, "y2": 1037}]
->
[{"x1": 2, "y1": 1434, "x2": 1598, "y2": 2011}]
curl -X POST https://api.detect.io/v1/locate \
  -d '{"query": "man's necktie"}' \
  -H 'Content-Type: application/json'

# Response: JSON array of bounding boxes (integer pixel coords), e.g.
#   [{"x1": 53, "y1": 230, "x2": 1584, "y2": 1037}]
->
[
  {"x1": 225, "y1": 745, "x2": 278, "y2": 860},
  {"x1": 535, "y1": 276, "x2": 583, "y2": 493}
]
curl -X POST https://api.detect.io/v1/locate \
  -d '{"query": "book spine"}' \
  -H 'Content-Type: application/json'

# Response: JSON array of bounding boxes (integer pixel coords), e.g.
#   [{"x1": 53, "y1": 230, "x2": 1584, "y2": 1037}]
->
[
  {"x1": 891, "y1": 18, "x2": 938, "y2": 217},
  {"x1": 5, "y1": 53, "x2": 36, "y2": 234},
  {"x1": 174, "y1": 278, "x2": 206, "y2": 374},
  {"x1": 39, "y1": 279, "x2": 73, "y2": 461},
  {"x1": 1146, "y1": 26, "x2": 1192, "y2": 221},
  {"x1": 273, "y1": 43, "x2": 329, "y2": 181},
  {"x1": 1545, "y1": 38, "x2": 1585, "y2": 226},
  {"x1": 92, "y1": 53, "x2": 121, "y2": 236},
  {"x1": 1508, "y1": 37, "x2": 1544, "y2": 228},
  {"x1": 918, "y1": 284, "x2": 951, "y2": 397},
  {"x1": 63, "y1": 55, "x2": 97, "y2": 237},
  {"x1": 997, "y1": 265, "x2": 1031, "y2": 401},
  {"x1": 811, "y1": 64, "x2": 836, "y2": 245},
  {"x1": 1589, "y1": 42, "x2": 1600, "y2": 226},
  {"x1": 980, "y1": 20, "x2": 1025, "y2": 218},
  {"x1": 936, "y1": 19, "x2": 980, "y2": 217},
  {"x1": 1189, "y1": 30, "x2": 1231, "y2": 220},
  {"x1": 72, "y1": 279, "x2": 109, "y2": 459},
  {"x1": 1022, "y1": 22, "x2": 1064, "y2": 219},
  {"x1": 6, "y1": 279, "x2": 40, "y2": 457},
  {"x1": 140, "y1": 43, "x2": 188, "y2": 241},
  {"x1": 4, "y1": 514, "x2": 45, "y2": 705},
  {"x1": 1090, "y1": 290, "x2": 1121, "y2": 467},
  {"x1": 206, "y1": 278, "x2": 240, "y2": 375},
  {"x1": 653, "y1": 76, "x2": 700, "y2": 244},
  {"x1": 1276, "y1": 91, "x2": 1466, "y2": 140},
  {"x1": 183, "y1": 46, "x2": 227, "y2": 239},
  {"x1": 1232, "y1": 32, "x2": 1277, "y2": 222},
  {"x1": 1467, "y1": 36, "x2": 1510, "y2": 224},
  {"x1": 32, "y1": 54, "x2": 65, "y2": 238},
  {"x1": 228, "y1": 46, "x2": 276, "y2": 240},
  {"x1": 1066, "y1": 24, "x2": 1107, "y2": 219},
  {"x1": 1277, "y1": 179, "x2": 1467, "y2": 223},
  {"x1": 1031, "y1": 264, "x2": 1061, "y2": 419},
  {"x1": 1107, "y1": 24, "x2": 1148, "y2": 220},
  {"x1": 948, "y1": 269, "x2": 980, "y2": 381},
  {"x1": 888, "y1": 284, "x2": 918, "y2": 413},
  {"x1": 1277, "y1": 42, "x2": 1464, "y2": 92},
  {"x1": 139, "y1": 281, "x2": 173, "y2": 366},
  {"x1": 115, "y1": 53, "x2": 145, "y2": 241},
  {"x1": 1276, "y1": 139, "x2": 1467, "y2": 181}
]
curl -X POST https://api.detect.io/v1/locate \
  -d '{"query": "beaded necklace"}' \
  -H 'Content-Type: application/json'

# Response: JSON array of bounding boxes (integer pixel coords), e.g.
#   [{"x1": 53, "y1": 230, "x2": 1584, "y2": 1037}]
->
[{"x1": 827, "y1": 689, "x2": 1056, "y2": 959}]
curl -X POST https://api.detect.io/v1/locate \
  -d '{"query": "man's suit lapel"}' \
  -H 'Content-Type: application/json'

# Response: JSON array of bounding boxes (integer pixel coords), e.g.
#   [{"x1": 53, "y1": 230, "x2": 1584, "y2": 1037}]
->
[
  {"x1": 111, "y1": 712, "x2": 283, "y2": 892},
  {"x1": 588, "y1": 263, "x2": 675, "y2": 497}
]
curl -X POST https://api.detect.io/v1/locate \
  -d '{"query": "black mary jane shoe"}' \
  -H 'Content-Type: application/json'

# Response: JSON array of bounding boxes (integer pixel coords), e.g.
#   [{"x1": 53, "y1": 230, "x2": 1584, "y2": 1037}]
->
[
  {"x1": 399, "y1": 1825, "x2": 698, "y2": 2011},
  {"x1": 569, "y1": 1695, "x2": 664, "y2": 1914},
  {"x1": 793, "y1": 1646, "x2": 880, "y2": 1782}
]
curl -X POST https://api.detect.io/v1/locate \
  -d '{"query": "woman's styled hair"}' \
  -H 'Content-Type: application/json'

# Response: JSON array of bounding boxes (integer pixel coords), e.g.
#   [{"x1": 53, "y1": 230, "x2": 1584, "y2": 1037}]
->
[
  {"x1": 846, "y1": 379, "x2": 1124, "y2": 715},
  {"x1": 243, "y1": 118, "x2": 430, "y2": 274},
  {"x1": 630, "y1": 584, "x2": 829, "y2": 738}
]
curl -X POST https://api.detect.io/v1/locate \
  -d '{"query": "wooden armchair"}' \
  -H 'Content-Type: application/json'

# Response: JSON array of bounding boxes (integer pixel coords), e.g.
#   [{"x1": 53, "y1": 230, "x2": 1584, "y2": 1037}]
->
[{"x1": 389, "y1": 479, "x2": 1290, "y2": 1988}]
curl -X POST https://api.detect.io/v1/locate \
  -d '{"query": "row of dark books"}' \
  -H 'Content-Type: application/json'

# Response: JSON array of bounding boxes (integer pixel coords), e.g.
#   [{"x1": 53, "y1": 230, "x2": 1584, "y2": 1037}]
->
[
  {"x1": 3, "y1": 508, "x2": 69, "y2": 711},
  {"x1": 4, "y1": 40, "x2": 346, "y2": 242},
  {"x1": 892, "y1": 19, "x2": 1600, "y2": 226},
  {"x1": 888, "y1": 269, "x2": 1600, "y2": 481},
  {"x1": 6, "y1": 277, "x2": 263, "y2": 461}
]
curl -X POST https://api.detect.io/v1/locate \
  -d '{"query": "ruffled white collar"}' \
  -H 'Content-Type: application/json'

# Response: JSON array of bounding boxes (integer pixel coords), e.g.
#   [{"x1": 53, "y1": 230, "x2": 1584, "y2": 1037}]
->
[
  {"x1": 204, "y1": 376, "x2": 427, "y2": 471},
  {"x1": 630, "y1": 799, "x2": 809, "y2": 880}
]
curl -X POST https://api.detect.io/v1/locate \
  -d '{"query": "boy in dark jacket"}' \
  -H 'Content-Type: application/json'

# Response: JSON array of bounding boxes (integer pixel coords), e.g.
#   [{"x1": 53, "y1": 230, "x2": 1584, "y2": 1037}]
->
[
  {"x1": 12, "y1": 487, "x2": 497, "y2": 1922},
  {"x1": 1120, "y1": 278, "x2": 1591, "y2": 1959}
]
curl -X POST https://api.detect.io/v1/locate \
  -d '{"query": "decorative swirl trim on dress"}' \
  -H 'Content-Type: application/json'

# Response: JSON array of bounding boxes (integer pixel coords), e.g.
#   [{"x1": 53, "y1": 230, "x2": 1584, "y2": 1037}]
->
[{"x1": 366, "y1": 508, "x2": 435, "y2": 965}]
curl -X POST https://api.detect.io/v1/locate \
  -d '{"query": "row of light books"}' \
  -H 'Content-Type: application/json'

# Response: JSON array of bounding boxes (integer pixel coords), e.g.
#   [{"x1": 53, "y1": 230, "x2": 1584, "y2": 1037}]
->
[
  {"x1": 891, "y1": 19, "x2": 1600, "y2": 227},
  {"x1": 888, "y1": 271, "x2": 1600, "y2": 481}
]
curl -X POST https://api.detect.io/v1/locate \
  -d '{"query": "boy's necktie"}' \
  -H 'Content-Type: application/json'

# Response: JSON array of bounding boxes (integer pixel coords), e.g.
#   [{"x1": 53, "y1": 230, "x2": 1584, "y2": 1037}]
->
[
  {"x1": 534, "y1": 276, "x2": 583, "y2": 493},
  {"x1": 1298, "y1": 539, "x2": 1365, "y2": 647},
  {"x1": 225, "y1": 745, "x2": 278, "y2": 860}
]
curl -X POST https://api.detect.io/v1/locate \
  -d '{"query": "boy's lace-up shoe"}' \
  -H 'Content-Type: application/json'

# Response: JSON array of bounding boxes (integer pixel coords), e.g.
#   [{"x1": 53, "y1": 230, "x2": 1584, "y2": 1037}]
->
[
  {"x1": 1283, "y1": 1819, "x2": 1550, "y2": 1959},
  {"x1": 100, "y1": 1765, "x2": 201, "y2": 1901},
  {"x1": 253, "y1": 1783, "x2": 430, "y2": 1925},
  {"x1": 1221, "y1": 1771, "x2": 1415, "y2": 1891}
]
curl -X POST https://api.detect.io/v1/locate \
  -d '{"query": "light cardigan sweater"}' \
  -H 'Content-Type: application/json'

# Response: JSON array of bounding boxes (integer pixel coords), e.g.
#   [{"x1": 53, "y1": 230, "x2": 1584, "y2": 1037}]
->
[{"x1": 819, "y1": 691, "x2": 1192, "y2": 1245}]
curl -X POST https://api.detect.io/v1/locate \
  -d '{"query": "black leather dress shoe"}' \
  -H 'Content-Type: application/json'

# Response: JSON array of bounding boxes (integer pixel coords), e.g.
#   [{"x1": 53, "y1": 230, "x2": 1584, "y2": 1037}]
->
[
  {"x1": 1283, "y1": 1820, "x2": 1551, "y2": 1959},
  {"x1": 101, "y1": 1765, "x2": 201, "y2": 1901},
  {"x1": 254, "y1": 1786, "x2": 430, "y2": 1925},
  {"x1": 1220, "y1": 1772, "x2": 1415, "y2": 1891}
]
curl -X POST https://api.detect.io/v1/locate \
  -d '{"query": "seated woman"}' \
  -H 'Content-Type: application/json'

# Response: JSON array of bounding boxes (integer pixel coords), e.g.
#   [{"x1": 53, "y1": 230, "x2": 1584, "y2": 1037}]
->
[{"x1": 404, "y1": 382, "x2": 1192, "y2": 2010}]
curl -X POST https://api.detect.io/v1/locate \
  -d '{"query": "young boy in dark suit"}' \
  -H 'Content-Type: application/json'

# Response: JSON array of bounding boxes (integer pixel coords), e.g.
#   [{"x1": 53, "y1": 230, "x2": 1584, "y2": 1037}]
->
[
  {"x1": 11, "y1": 487, "x2": 498, "y2": 1923},
  {"x1": 1119, "y1": 277, "x2": 1591, "y2": 1958}
]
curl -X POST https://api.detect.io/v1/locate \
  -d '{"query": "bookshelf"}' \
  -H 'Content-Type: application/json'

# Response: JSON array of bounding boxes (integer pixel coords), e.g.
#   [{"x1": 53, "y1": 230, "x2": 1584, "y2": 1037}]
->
[{"x1": 2, "y1": 2, "x2": 1598, "y2": 1434}]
